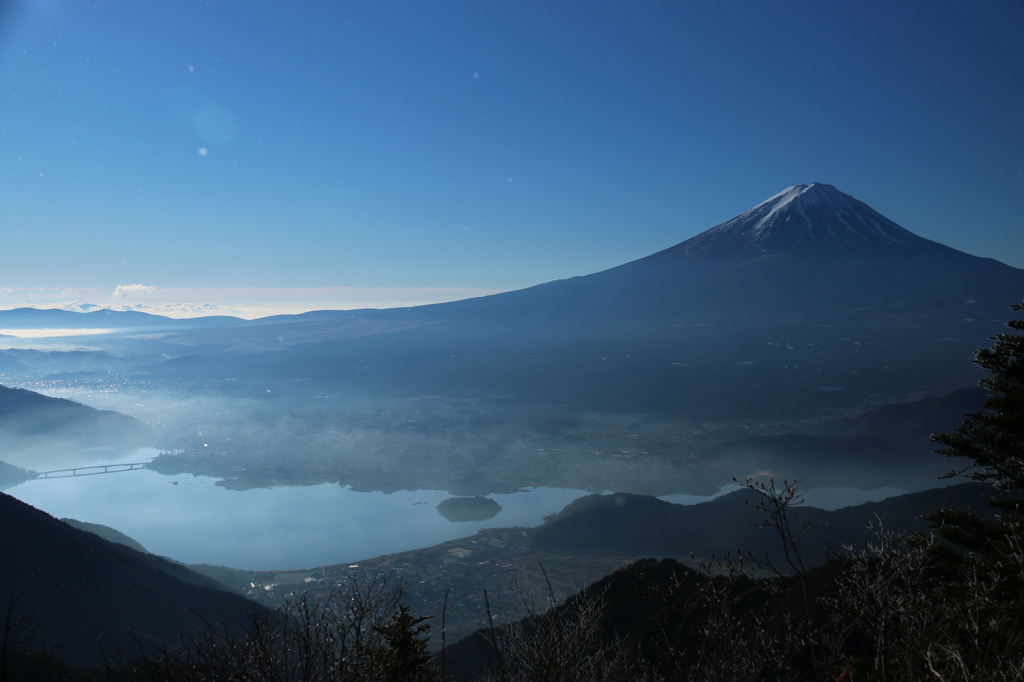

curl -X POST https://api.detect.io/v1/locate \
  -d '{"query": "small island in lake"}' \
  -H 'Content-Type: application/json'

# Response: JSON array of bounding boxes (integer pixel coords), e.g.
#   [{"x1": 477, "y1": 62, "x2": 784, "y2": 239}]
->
[{"x1": 436, "y1": 496, "x2": 501, "y2": 522}]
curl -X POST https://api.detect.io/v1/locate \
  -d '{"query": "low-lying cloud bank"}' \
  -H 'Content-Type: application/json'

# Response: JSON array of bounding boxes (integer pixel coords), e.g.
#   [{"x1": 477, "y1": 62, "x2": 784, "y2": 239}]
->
[{"x1": 0, "y1": 285, "x2": 505, "y2": 319}]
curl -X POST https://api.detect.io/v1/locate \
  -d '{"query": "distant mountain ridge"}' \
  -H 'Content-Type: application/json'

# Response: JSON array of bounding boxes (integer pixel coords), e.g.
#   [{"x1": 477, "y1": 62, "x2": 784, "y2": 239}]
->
[{"x1": 0, "y1": 307, "x2": 243, "y2": 330}]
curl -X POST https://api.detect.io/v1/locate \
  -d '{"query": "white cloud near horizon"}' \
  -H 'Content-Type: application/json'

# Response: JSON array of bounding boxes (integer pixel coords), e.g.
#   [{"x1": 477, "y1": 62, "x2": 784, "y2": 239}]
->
[
  {"x1": 0, "y1": 285, "x2": 506, "y2": 319},
  {"x1": 113, "y1": 284, "x2": 156, "y2": 299}
]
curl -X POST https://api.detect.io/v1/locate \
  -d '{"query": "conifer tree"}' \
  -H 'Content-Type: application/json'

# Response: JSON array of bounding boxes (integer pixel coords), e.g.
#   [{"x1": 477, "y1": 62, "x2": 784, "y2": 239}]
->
[
  {"x1": 374, "y1": 604, "x2": 440, "y2": 682},
  {"x1": 926, "y1": 302, "x2": 1024, "y2": 581}
]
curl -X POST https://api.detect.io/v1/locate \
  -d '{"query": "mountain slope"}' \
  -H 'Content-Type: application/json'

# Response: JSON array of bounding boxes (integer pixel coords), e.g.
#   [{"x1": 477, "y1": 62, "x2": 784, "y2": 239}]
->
[
  {"x1": 445, "y1": 479, "x2": 1004, "y2": 681},
  {"x1": 61, "y1": 517, "x2": 151, "y2": 553},
  {"x1": 527, "y1": 483, "x2": 993, "y2": 566},
  {"x1": 0, "y1": 384, "x2": 151, "y2": 450},
  {"x1": 0, "y1": 492, "x2": 263, "y2": 663},
  {"x1": 683, "y1": 387, "x2": 986, "y2": 488}
]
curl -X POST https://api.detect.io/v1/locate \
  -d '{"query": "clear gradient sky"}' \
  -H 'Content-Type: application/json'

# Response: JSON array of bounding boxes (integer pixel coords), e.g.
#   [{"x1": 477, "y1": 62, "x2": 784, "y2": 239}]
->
[{"x1": 1, "y1": 0, "x2": 1022, "y2": 318}]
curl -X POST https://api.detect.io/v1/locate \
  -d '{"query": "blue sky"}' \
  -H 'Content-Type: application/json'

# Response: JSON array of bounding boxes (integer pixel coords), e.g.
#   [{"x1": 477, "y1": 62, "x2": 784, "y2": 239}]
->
[{"x1": 1, "y1": 0, "x2": 1022, "y2": 317}]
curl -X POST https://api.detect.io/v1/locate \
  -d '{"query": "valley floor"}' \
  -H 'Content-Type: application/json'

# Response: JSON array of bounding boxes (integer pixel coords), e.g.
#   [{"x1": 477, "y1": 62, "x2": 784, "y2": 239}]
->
[{"x1": 192, "y1": 526, "x2": 652, "y2": 648}]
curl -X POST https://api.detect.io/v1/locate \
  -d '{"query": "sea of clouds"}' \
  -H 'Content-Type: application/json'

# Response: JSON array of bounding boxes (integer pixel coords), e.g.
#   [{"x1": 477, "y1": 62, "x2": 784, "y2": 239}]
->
[{"x1": 0, "y1": 285, "x2": 504, "y2": 319}]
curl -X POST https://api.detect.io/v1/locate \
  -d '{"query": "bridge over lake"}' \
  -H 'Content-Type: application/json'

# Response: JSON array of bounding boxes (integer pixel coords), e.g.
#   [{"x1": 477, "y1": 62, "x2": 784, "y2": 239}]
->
[{"x1": 34, "y1": 462, "x2": 149, "y2": 479}]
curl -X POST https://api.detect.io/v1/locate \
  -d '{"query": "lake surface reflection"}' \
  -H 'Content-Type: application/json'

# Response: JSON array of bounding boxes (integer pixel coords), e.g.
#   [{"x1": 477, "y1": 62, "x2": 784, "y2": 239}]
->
[{"x1": 6, "y1": 449, "x2": 595, "y2": 570}]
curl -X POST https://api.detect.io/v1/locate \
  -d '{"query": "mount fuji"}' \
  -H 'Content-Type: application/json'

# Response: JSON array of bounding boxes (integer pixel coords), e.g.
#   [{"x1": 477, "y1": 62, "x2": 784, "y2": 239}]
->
[
  {"x1": 419, "y1": 182, "x2": 1018, "y2": 325},
  {"x1": 153, "y1": 183, "x2": 1024, "y2": 420}
]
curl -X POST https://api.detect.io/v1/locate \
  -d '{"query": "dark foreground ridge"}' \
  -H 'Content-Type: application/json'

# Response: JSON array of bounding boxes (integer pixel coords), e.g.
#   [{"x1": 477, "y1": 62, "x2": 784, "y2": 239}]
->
[{"x1": 0, "y1": 491, "x2": 262, "y2": 664}]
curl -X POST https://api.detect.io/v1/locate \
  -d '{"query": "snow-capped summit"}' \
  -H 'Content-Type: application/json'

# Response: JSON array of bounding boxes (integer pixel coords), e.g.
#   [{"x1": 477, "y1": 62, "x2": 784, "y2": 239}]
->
[{"x1": 668, "y1": 183, "x2": 951, "y2": 260}]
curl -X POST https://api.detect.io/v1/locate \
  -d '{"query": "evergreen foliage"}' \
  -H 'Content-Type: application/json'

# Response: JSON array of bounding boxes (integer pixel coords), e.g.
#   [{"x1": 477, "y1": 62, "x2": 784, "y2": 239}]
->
[
  {"x1": 932, "y1": 303, "x2": 1024, "y2": 492},
  {"x1": 373, "y1": 604, "x2": 440, "y2": 682},
  {"x1": 926, "y1": 303, "x2": 1024, "y2": 573}
]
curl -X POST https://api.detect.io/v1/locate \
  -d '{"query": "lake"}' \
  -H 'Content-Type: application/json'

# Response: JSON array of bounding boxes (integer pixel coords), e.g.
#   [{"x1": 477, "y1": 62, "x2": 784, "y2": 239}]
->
[
  {"x1": 5, "y1": 448, "x2": 601, "y2": 570},
  {"x1": 4, "y1": 448, "x2": 902, "y2": 571}
]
